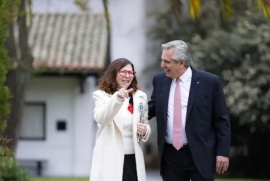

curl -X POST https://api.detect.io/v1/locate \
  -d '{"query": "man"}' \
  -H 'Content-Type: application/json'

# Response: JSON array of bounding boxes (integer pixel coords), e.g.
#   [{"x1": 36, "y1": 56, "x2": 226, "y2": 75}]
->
[{"x1": 148, "y1": 40, "x2": 231, "y2": 181}]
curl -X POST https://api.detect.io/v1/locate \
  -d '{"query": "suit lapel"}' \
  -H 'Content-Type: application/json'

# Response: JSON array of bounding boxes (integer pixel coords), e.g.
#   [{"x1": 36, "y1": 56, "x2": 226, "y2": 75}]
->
[
  {"x1": 186, "y1": 68, "x2": 200, "y2": 121},
  {"x1": 163, "y1": 76, "x2": 172, "y2": 124}
]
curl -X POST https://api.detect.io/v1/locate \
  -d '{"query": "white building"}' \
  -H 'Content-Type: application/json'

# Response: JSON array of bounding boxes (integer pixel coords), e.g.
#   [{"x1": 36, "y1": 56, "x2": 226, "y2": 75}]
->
[{"x1": 16, "y1": 0, "x2": 168, "y2": 177}]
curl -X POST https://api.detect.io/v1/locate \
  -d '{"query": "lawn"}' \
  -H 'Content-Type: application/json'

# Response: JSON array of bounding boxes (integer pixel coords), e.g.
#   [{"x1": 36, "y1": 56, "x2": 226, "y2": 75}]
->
[
  {"x1": 31, "y1": 178, "x2": 268, "y2": 181},
  {"x1": 31, "y1": 178, "x2": 88, "y2": 181}
]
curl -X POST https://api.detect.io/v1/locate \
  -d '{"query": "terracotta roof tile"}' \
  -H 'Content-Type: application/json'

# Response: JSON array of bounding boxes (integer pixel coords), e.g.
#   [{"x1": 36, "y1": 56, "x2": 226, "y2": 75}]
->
[{"x1": 29, "y1": 13, "x2": 108, "y2": 74}]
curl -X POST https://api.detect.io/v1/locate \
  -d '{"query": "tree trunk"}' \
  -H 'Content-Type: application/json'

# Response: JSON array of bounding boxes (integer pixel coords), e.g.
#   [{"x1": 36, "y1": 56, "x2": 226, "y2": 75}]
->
[{"x1": 5, "y1": 0, "x2": 33, "y2": 151}]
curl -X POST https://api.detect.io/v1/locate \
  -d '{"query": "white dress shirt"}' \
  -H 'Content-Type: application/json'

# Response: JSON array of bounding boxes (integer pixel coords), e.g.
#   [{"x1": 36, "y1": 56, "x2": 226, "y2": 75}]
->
[{"x1": 165, "y1": 67, "x2": 192, "y2": 145}]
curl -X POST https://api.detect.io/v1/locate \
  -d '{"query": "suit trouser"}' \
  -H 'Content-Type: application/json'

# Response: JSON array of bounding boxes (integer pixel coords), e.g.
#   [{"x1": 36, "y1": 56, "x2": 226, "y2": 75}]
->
[
  {"x1": 123, "y1": 154, "x2": 138, "y2": 181},
  {"x1": 161, "y1": 142, "x2": 214, "y2": 181}
]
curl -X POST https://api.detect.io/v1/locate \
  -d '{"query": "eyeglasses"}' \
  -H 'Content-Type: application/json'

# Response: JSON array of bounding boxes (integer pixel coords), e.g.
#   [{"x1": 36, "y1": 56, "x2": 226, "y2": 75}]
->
[{"x1": 119, "y1": 69, "x2": 136, "y2": 77}]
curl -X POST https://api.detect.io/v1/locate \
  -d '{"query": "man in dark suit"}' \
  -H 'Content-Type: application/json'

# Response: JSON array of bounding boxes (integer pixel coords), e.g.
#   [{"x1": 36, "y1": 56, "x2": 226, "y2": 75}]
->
[{"x1": 148, "y1": 40, "x2": 231, "y2": 181}]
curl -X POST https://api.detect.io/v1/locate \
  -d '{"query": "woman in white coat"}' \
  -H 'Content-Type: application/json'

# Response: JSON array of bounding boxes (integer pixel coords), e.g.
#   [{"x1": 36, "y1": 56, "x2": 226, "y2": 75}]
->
[{"x1": 90, "y1": 58, "x2": 151, "y2": 181}]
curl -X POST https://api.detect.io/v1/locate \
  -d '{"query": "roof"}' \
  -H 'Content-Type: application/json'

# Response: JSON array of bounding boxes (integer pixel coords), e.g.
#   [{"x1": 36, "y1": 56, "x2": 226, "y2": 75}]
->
[{"x1": 28, "y1": 13, "x2": 108, "y2": 75}]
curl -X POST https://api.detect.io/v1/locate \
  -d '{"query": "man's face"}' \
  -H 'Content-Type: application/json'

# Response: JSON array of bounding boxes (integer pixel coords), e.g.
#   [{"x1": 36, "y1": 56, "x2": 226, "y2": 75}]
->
[{"x1": 161, "y1": 48, "x2": 183, "y2": 79}]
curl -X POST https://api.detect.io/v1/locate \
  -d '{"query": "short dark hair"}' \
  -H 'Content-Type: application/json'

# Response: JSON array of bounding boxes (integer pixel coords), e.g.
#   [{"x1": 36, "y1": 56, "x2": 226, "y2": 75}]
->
[{"x1": 98, "y1": 58, "x2": 139, "y2": 94}]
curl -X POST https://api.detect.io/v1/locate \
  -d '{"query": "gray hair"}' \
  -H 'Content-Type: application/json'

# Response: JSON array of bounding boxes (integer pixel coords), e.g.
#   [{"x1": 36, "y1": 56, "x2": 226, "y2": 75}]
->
[{"x1": 162, "y1": 40, "x2": 192, "y2": 67}]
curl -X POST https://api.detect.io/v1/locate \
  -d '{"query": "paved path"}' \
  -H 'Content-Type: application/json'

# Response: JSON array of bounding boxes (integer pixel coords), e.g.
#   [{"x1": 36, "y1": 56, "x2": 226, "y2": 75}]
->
[{"x1": 146, "y1": 170, "x2": 162, "y2": 181}]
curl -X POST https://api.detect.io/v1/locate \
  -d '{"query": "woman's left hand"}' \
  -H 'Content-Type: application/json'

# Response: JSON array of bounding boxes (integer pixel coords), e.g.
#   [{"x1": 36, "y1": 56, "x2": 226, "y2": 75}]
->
[{"x1": 137, "y1": 120, "x2": 147, "y2": 136}]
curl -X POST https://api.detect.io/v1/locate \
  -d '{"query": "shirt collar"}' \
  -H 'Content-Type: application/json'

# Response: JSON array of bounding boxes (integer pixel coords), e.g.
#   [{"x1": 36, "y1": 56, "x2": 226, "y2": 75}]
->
[{"x1": 174, "y1": 66, "x2": 192, "y2": 83}]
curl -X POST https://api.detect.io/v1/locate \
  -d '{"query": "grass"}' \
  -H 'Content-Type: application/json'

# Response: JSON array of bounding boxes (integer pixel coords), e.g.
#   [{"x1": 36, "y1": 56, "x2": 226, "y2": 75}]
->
[
  {"x1": 31, "y1": 178, "x2": 88, "y2": 181},
  {"x1": 31, "y1": 178, "x2": 269, "y2": 181}
]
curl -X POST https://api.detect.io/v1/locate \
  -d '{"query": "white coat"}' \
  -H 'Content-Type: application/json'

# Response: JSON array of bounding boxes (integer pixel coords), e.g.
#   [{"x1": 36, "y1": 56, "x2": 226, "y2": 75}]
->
[{"x1": 90, "y1": 90, "x2": 151, "y2": 181}]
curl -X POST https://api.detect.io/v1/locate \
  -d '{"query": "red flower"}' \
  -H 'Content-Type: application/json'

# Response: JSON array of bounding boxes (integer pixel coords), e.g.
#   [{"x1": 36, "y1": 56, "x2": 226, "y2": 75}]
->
[{"x1": 128, "y1": 103, "x2": 134, "y2": 114}]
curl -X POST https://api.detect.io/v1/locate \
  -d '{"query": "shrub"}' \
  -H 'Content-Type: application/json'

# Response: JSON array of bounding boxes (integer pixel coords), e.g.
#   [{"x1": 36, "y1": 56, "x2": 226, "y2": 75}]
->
[{"x1": 0, "y1": 157, "x2": 30, "y2": 181}]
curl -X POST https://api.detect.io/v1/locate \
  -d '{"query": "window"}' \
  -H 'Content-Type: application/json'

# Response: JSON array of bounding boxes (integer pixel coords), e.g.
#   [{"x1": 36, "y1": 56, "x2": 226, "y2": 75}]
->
[{"x1": 20, "y1": 102, "x2": 46, "y2": 140}]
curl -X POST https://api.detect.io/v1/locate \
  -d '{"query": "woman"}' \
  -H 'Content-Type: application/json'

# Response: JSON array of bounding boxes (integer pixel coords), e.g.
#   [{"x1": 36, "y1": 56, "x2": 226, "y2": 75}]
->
[{"x1": 90, "y1": 58, "x2": 151, "y2": 181}]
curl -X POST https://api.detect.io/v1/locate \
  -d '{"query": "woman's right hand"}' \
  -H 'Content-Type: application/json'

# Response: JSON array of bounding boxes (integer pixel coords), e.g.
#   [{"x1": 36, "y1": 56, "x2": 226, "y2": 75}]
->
[{"x1": 117, "y1": 83, "x2": 133, "y2": 99}]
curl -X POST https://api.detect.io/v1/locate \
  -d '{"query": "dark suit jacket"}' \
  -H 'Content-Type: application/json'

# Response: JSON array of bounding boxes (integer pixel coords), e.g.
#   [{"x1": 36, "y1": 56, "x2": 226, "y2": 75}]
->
[{"x1": 148, "y1": 67, "x2": 231, "y2": 179}]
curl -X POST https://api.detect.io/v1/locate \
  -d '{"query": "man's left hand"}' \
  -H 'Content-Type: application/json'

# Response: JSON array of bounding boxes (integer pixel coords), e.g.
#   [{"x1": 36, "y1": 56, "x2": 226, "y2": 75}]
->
[{"x1": 216, "y1": 156, "x2": 229, "y2": 174}]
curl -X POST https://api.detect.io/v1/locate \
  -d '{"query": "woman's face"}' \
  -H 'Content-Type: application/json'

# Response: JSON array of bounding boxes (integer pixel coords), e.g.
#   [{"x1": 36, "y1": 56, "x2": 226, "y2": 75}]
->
[{"x1": 116, "y1": 64, "x2": 135, "y2": 89}]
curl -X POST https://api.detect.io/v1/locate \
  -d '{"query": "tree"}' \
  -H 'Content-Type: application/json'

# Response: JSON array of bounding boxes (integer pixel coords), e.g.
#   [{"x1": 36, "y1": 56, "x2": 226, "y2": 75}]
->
[
  {"x1": 4, "y1": 0, "x2": 34, "y2": 151},
  {"x1": 3, "y1": 0, "x2": 110, "y2": 153},
  {"x1": 0, "y1": 2, "x2": 30, "y2": 181},
  {"x1": 188, "y1": 11, "x2": 270, "y2": 178},
  {"x1": 171, "y1": 0, "x2": 270, "y2": 21},
  {"x1": 190, "y1": 12, "x2": 270, "y2": 178},
  {"x1": 149, "y1": 0, "x2": 270, "y2": 176},
  {"x1": 0, "y1": 0, "x2": 20, "y2": 156}
]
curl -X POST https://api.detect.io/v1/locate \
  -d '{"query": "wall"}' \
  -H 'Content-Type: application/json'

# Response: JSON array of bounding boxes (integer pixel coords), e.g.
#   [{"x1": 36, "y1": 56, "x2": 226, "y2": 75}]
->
[{"x1": 16, "y1": 76, "x2": 94, "y2": 177}]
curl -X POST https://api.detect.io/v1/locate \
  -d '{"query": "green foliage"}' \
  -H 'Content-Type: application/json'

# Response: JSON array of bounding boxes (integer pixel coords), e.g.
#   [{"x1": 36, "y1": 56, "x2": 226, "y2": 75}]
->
[
  {"x1": 0, "y1": 0, "x2": 16, "y2": 157},
  {"x1": 0, "y1": 0, "x2": 13, "y2": 151},
  {"x1": 149, "y1": 3, "x2": 270, "y2": 177},
  {"x1": 0, "y1": 0, "x2": 13, "y2": 122},
  {"x1": 190, "y1": 11, "x2": 270, "y2": 178},
  {"x1": 191, "y1": 11, "x2": 270, "y2": 131},
  {"x1": 74, "y1": 0, "x2": 88, "y2": 11},
  {"x1": 0, "y1": 1, "x2": 30, "y2": 181},
  {"x1": 31, "y1": 179, "x2": 88, "y2": 181},
  {"x1": 148, "y1": 8, "x2": 205, "y2": 43},
  {"x1": 0, "y1": 0, "x2": 20, "y2": 26},
  {"x1": 147, "y1": 8, "x2": 207, "y2": 73},
  {"x1": 0, "y1": 136, "x2": 12, "y2": 157},
  {"x1": 0, "y1": 157, "x2": 30, "y2": 181},
  {"x1": 148, "y1": 0, "x2": 253, "y2": 42}
]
